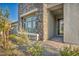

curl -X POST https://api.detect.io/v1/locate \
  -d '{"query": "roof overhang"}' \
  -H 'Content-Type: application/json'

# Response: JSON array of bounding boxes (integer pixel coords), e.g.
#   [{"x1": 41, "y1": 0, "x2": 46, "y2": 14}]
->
[
  {"x1": 47, "y1": 3, "x2": 62, "y2": 9},
  {"x1": 20, "y1": 8, "x2": 38, "y2": 18}
]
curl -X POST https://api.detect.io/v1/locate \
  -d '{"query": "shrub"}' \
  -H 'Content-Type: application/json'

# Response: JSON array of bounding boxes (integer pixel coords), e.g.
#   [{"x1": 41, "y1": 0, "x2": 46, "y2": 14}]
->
[
  {"x1": 27, "y1": 41, "x2": 44, "y2": 56},
  {"x1": 0, "y1": 8, "x2": 44, "y2": 55},
  {"x1": 60, "y1": 45, "x2": 79, "y2": 56}
]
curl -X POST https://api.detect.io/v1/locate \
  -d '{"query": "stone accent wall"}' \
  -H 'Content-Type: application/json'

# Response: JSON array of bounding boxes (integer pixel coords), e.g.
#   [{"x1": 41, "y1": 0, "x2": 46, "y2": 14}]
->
[
  {"x1": 18, "y1": 3, "x2": 44, "y2": 40},
  {"x1": 34, "y1": 4, "x2": 43, "y2": 40}
]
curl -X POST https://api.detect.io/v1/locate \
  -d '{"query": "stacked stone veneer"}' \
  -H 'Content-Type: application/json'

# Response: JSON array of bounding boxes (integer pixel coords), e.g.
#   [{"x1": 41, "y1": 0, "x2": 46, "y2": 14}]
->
[{"x1": 18, "y1": 3, "x2": 44, "y2": 40}]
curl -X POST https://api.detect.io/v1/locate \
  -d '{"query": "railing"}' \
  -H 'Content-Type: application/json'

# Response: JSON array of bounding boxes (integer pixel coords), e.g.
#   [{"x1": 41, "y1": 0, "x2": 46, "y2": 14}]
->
[
  {"x1": 27, "y1": 33, "x2": 39, "y2": 41},
  {"x1": 18, "y1": 32, "x2": 39, "y2": 41}
]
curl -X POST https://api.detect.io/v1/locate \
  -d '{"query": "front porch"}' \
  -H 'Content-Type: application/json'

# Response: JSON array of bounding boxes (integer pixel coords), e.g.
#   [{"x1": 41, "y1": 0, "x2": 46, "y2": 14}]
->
[{"x1": 43, "y1": 4, "x2": 64, "y2": 42}]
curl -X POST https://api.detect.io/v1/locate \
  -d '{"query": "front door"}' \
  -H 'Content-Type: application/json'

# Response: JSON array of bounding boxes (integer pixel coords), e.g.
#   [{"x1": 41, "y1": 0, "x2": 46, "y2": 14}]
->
[{"x1": 56, "y1": 19, "x2": 64, "y2": 36}]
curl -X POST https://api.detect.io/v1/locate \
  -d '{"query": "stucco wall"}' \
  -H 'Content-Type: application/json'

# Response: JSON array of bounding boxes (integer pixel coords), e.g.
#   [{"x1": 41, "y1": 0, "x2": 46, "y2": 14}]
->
[
  {"x1": 48, "y1": 11, "x2": 55, "y2": 39},
  {"x1": 64, "y1": 3, "x2": 79, "y2": 44}
]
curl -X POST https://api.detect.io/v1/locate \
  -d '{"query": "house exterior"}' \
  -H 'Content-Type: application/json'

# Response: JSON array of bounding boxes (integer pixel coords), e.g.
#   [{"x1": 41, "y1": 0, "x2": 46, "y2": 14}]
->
[
  {"x1": 11, "y1": 21, "x2": 18, "y2": 34},
  {"x1": 18, "y1": 3, "x2": 79, "y2": 44}
]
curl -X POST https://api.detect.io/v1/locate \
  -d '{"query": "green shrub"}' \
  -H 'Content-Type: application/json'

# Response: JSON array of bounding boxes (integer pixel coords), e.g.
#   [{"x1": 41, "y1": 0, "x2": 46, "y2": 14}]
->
[
  {"x1": 27, "y1": 41, "x2": 44, "y2": 56},
  {"x1": 60, "y1": 45, "x2": 79, "y2": 56}
]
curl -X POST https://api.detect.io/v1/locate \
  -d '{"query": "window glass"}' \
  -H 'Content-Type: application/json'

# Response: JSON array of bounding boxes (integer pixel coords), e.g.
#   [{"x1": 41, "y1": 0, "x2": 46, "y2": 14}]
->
[
  {"x1": 33, "y1": 21, "x2": 36, "y2": 28},
  {"x1": 24, "y1": 16, "x2": 37, "y2": 33},
  {"x1": 28, "y1": 21, "x2": 31, "y2": 28}
]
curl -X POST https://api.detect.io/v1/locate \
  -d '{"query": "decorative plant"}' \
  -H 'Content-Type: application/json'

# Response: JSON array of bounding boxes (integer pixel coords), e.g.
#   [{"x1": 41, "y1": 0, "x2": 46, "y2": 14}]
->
[
  {"x1": 0, "y1": 8, "x2": 44, "y2": 56},
  {"x1": 60, "y1": 45, "x2": 79, "y2": 56},
  {"x1": 27, "y1": 41, "x2": 44, "y2": 56},
  {"x1": 0, "y1": 8, "x2": 26, "y2": 55}
]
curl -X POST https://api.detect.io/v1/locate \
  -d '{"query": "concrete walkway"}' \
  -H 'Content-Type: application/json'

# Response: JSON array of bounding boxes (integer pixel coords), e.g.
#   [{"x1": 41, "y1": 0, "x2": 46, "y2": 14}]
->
[
  {"x1": 18, "y1": 40, "x2": 61, "y2": 56},
  {"x1": 41, "y1": 41, "x2": 61, "y2": 56},
  {"x1": 41, "y1": 39, "x2": 79, "y2": 56},
  {"x1": 42, "y1": 45, "x2": 60, "y2": 56}
]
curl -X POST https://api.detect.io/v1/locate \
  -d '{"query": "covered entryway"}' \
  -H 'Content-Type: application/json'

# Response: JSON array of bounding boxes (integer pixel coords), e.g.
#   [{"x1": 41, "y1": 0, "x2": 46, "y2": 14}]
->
[
  {"x1": 47, "y1": 4, "x2": 64, "y2": 42},
  {"x1": 43, "y1": 3, "x2": 79, "y2": 45}
]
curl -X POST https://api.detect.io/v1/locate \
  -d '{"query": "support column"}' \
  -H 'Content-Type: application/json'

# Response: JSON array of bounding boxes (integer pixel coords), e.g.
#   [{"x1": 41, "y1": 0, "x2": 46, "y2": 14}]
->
[{"x1": 43, "y1": 4, "x2": 48, "y2": 41}]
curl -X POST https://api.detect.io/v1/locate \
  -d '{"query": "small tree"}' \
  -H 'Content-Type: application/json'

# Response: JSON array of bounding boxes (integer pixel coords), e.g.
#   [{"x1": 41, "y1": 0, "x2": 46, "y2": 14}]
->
[{"x1": 0, "y1": 8, "x2": 26, "y2": 55}]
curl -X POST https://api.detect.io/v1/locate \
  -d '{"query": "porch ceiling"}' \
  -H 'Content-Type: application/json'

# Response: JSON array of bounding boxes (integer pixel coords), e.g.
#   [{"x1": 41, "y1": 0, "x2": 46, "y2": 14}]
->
[
  {"x1": 49, "y1": 4, "x2": 63, "y2": 17},
  {"x1": 51, "y1": 8, "x2": 63, "y2": 16}
]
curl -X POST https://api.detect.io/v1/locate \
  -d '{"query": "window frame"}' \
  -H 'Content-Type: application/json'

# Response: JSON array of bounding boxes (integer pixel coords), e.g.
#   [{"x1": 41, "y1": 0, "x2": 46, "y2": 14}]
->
[{"x1": 24, "y1": 15, "x2": 37, "y2": 33}]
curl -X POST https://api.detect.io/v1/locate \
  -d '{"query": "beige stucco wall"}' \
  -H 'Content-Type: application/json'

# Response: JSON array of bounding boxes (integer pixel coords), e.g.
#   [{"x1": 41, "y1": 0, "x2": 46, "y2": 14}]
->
[
  {"x1": 48, "y1": 11, "x2": 55, "y2": 39},
  {"x1": 64, "y1": 3, "x2": 79, "y2": 44}
]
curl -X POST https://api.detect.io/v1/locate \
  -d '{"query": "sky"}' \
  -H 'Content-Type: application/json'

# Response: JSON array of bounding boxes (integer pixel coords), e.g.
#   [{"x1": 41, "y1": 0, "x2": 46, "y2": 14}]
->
[{"x1": 0, "y1": 3, "x2": 18, "y2": 22}]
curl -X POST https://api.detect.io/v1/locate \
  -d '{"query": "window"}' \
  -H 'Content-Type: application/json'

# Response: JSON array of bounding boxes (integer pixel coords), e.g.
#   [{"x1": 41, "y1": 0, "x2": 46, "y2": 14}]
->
[
  {"x1": 24, "y1": 15, "x2": 37, "y2": 33},
  {"x1": 12, "y1": 24, "x2": 18, "y2": 34},
  {"x1": 27, "y1": 21, "x2": 31, "y2": 28},
  {"x1": 33, "y1": 21, "x2": 36, "y2": 28}
]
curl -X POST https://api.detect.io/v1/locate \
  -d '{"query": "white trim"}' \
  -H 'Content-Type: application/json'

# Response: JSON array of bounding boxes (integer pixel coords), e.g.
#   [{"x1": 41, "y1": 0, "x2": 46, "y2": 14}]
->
[
  {"x1": 18, "y1": 32, "x2": 39, "y2": 41},
  {"x1": 20, "y1": 8, "x2": 38, "y2": 17},
  {"x1": 28, "y1": 33, "x2": 39, "y2": 41}
]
